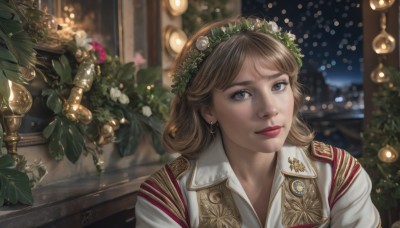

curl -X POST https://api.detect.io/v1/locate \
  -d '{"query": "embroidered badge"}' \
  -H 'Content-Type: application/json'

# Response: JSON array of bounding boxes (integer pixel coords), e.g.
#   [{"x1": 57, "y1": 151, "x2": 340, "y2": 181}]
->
[
  {"x1": 290, "y1": 179, "x2": 306, "y2": 197},
  {"x1": 197, "y1": 180, "x2": 241, "y2": 227},
  {"x1": 282, "y1": 177, "x2": 326, "y2": 226},
  {"x1": 288, "y1": 157, "x2": 306, "y2": 173}
]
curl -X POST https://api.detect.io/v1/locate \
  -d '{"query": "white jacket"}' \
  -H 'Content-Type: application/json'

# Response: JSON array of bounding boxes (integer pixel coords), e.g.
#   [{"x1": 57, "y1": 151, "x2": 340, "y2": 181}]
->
[{"x1": 136, "y1": 136, "x2": 381, "y2": 228}]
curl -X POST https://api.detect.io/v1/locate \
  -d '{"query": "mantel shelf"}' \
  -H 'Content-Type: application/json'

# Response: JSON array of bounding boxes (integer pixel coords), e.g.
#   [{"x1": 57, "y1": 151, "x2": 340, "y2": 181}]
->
[{"x1": 0, "y1": 164, "x2": 161, "y2": 228}]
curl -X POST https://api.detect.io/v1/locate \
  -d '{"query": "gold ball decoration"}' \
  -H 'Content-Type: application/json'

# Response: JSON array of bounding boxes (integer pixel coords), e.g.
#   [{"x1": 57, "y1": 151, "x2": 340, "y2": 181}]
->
[
  {"x1": 369, "y1": 0, "x2": 396, "y2": 11},
  {"x1": 20, "y1": 67, "x2": 36, "y2": 82},
  {"x1": 64, "y1": 103, "x2": 93, "y2": 125},
  {"x1": 372, "y1": 30, "x2": 396, "y2": 54},
  {"x1": 378, "y1": 144, "x2": 399, "y2": 163},
  {"x1": 1, "y1": 81, "x2": 33, "y2": 115},
  {"x1": 371, "y1": 63, "x2": 390, "y2": 83}
]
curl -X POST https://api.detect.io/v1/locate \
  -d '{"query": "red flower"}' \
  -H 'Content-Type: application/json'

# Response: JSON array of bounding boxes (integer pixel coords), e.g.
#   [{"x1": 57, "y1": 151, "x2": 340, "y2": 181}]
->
[{"x1": 90, "y1": 41, "x2": 107, "y2": 63}]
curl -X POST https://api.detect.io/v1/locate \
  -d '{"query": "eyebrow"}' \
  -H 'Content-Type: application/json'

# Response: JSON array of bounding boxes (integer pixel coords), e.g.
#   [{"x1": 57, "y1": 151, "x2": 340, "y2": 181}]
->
[{"x1": 224, "y1": 72, "x2": 286, "y2": 90}]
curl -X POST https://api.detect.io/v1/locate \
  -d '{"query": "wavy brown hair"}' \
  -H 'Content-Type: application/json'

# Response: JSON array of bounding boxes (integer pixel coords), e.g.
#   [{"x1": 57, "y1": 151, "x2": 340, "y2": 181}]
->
[{"x1": 163, "y1": 17, "x2": 314, "y2": 155}]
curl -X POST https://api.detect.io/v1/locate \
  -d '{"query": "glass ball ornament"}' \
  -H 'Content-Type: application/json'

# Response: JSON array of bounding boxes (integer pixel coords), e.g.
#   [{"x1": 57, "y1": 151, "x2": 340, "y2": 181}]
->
[
  {"x1": 0, "y1": 81, "x2": 33, "y2": 115},
  {"x1": 369, "y1": 0, "x2": 396, "y2": 11},
  {"x1": 43, "y1": 14, "x2": 58, "y2": 32},
  {"x1": 371, "y1": 63, "x2": 390, "y2": 83},
  {"x1": 372, "y1": 30, "x2": 396, "y2": 54},
  {"x1": 20, "y1": 66, "x2": 36, "y2": 81},
  {"x1": 378, "y1": 144, "x2": 399, "y2": 163}
]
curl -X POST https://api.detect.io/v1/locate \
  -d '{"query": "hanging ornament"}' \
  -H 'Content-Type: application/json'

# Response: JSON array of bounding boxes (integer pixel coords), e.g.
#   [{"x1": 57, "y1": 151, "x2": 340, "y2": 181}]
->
[
  {"x1": 64, "y1": 59, "x2": 95, "y2": 125},
  {"x1": 369, "y1": 0, "x2": 396, "y2": 11},
  {"x1": 371, "y1": 62, "x2": 390, "y2": 83},
  {"x1": 372, "y1": 14, "x2": 396, "y2": 54},
  {"x1": 20, "y1": 66, "x2": 36, "y2": 82},
  {"x1": 97, "y1": 118, "x2": 120, "y2": 145},
  {"x1": 378, "y1": 144, "x2": 399, "y2": 163}
]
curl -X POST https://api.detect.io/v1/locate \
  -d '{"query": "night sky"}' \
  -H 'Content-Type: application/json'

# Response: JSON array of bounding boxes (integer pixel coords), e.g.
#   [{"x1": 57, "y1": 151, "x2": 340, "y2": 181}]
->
[{"x1": 242, "y1": 0, "x2": 363, "y2": 87}]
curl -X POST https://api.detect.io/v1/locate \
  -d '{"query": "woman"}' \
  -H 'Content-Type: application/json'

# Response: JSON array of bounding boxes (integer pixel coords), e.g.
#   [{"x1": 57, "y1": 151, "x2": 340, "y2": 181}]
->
[{"x1": 135, "y1": 17, "x2": 381, "y2": 227}]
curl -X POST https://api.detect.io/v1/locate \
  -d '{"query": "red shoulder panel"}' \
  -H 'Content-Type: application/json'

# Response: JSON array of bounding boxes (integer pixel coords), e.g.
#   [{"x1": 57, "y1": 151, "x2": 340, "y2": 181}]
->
[{"x1": 309, "y1": 141, "x2": 362, "y2": 209}]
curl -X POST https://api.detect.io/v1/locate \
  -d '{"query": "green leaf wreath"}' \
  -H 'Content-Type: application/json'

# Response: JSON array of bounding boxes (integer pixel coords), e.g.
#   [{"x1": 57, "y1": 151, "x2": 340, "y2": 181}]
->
[{"x1": 40, "y1": 32, "x2": 171, "y2": 174}]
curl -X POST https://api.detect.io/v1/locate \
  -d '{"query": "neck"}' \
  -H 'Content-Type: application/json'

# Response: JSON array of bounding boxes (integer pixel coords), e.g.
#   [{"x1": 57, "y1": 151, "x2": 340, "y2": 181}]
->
[{"x1": 226, "y1": 147, "x2": 277, "y2": 183}]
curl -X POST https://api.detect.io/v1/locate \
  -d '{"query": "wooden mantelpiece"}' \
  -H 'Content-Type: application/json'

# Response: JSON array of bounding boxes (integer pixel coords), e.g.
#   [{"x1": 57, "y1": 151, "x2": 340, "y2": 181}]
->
[{"x1": 0, "y1": 164, "x2": 161, "y2": 228}]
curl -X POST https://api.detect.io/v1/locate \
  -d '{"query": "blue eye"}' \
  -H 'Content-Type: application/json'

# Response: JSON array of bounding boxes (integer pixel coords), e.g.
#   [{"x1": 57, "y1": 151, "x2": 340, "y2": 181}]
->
[
  {"x1": 231, "y1": 90, "x2": 251, "y2": 101},
  {"x1": 272, "y1": 82, "x2": 288, "y2": 91}
]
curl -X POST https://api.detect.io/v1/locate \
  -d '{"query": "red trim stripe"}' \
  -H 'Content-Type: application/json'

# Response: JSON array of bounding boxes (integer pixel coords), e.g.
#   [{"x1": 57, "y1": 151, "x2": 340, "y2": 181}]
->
[
  {"x1": 165, "y1": 165, "x2": 190, "y2": 225},
  {"x1": 138, "y1": 190, "x2": 188, "y2": 228}
]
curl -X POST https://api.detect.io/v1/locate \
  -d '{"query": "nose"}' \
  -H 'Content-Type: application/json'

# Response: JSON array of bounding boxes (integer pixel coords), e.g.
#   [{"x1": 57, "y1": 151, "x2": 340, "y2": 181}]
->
[{"x1": 257, "y1": 92, "x2": 278, "y2": 119}]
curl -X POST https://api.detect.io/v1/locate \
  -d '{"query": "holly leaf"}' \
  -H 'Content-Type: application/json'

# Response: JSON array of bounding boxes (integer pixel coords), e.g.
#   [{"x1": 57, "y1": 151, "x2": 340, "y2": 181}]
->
[
  {"x1": 45, "y1": 91, "x2": 63, "y2": 114},
  {"x1": 64, "y1": 121, "x2": 85, "y2": 163},
  {"x1": 52, "y1": 55, "x2": 72, "y2": 85},
  {"x1": 0, "y1": 155, "x2": 33, "y2": 206},
  {"x1": 42, "y1": 117, "x2": 59, "y2": 139},
  {"x1": 47, "y1": 117, "x2": 85, "y2": 163},
  {"x1": 47, "y1": 117, "x2": 65, "y2": 161}
]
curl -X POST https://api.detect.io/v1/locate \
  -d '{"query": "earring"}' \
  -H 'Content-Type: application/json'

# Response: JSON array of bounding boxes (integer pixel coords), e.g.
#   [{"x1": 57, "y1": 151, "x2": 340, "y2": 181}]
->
[{"x1": 209, "y1": 121, "x2": 216, "y2": 134}]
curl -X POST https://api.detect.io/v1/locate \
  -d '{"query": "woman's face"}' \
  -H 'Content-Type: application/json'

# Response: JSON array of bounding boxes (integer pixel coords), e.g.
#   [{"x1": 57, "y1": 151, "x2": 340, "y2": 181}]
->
[{"x1": 202, "y1": 56, "x2": 294, "y2": 155}]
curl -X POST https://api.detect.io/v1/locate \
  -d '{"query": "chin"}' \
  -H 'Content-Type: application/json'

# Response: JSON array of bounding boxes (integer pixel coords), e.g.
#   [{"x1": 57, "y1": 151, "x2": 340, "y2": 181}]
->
[{"x1": 259, "y1": 139, "x2": 286, "y2": 153}]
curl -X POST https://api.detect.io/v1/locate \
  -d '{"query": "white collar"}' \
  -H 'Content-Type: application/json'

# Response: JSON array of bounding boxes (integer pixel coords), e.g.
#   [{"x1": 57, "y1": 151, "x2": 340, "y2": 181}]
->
[{"x1": 187, "y1": 135, "x2": 317, "y2": 190}]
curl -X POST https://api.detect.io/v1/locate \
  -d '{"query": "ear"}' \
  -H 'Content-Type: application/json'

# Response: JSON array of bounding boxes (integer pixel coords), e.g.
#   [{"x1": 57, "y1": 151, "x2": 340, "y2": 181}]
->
[{"x1": 200, "y1": 105, "x2": 216, "y2": 124}]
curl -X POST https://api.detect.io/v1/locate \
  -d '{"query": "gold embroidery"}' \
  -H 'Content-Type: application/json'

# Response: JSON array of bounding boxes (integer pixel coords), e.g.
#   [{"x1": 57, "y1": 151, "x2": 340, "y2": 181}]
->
[
  {"x1": 168, "y1": 156, "x2": 190, "y2": 179},
  {"x1": 309, "y1": 141, "x2": 334, "y2": 161},
  {"x1": 282, "y1": 176, "x2": 325, "y2": 226},
  {"x1": 197, "y1": 180, "x2": 241, "y2": 228},
  {"x1": 288, "y1": 157, "x2": 306, "y2": 172}
]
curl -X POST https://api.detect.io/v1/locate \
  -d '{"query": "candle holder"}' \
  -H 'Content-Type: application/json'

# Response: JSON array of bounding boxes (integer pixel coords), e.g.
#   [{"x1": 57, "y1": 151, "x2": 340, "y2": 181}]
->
[
  {"x1": 0, "y1": 81, "x2": 33, "y2": 161},
  {"x1": 1, "y1": 115, "x2": 23, "y2": 162}
]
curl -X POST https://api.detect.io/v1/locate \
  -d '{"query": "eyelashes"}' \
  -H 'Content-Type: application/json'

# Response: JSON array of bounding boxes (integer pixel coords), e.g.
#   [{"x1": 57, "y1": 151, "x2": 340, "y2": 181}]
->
[{"x1": 229, "y1": 81, "x2": 289, "y2": 101}]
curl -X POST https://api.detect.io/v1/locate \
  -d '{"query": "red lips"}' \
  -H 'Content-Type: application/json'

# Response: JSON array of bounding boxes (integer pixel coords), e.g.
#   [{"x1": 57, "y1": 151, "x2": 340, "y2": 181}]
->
[{"x1": 255, "y1": 126, "x2": 281, "y2": 137}]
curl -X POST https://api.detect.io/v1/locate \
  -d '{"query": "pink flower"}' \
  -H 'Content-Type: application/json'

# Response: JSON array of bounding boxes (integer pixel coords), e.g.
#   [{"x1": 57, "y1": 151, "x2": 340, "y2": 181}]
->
[
  {"x1": 133, "y1": 52, "x2": 146, "y2": 68},
  {"x1": 90, "y1": 41, "x2": 107, "y2": 63}
]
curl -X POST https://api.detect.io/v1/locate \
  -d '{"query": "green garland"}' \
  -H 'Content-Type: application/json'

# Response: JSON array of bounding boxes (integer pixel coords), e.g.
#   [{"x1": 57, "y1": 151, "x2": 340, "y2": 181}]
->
[{"x1": 171, "y1": 18, "x2": 303, "y2": 96}]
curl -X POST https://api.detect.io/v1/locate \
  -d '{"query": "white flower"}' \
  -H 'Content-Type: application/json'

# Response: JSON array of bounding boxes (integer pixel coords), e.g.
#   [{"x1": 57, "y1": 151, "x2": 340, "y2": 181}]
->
[
  {"x1": 74, "y1": 30, "x2": 92, "y2": 51},
  {"x1": 268, "y1": 21, "x2": 280, "y2": 33},
  {"x1": 196, "y1": 36, "x2": 209, "y2": 51},
  {"x1": 110, "y1": 87, "x2": 121, "y2": 102},
  {"x1": 142, "y1": 106, "x2": 152, "y2": 117},
  {"x1": 221, "y1": 26, "x2": 227, "y2": 33},
  {"x1": 118, "y1": 93, "x2": 130, "y2": 104},
  {"x1": 287, "y1": 32, "x2": 296, "y2": 41},
  {"x1": 255, "y1": 19, "x2": 262, "y2": 28}
]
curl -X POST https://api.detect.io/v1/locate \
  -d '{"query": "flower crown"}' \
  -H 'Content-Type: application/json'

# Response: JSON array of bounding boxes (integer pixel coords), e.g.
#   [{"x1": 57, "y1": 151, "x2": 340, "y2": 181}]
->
[{"x1": 171, "y1": 18, "x2": 303, "y2": 96}]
